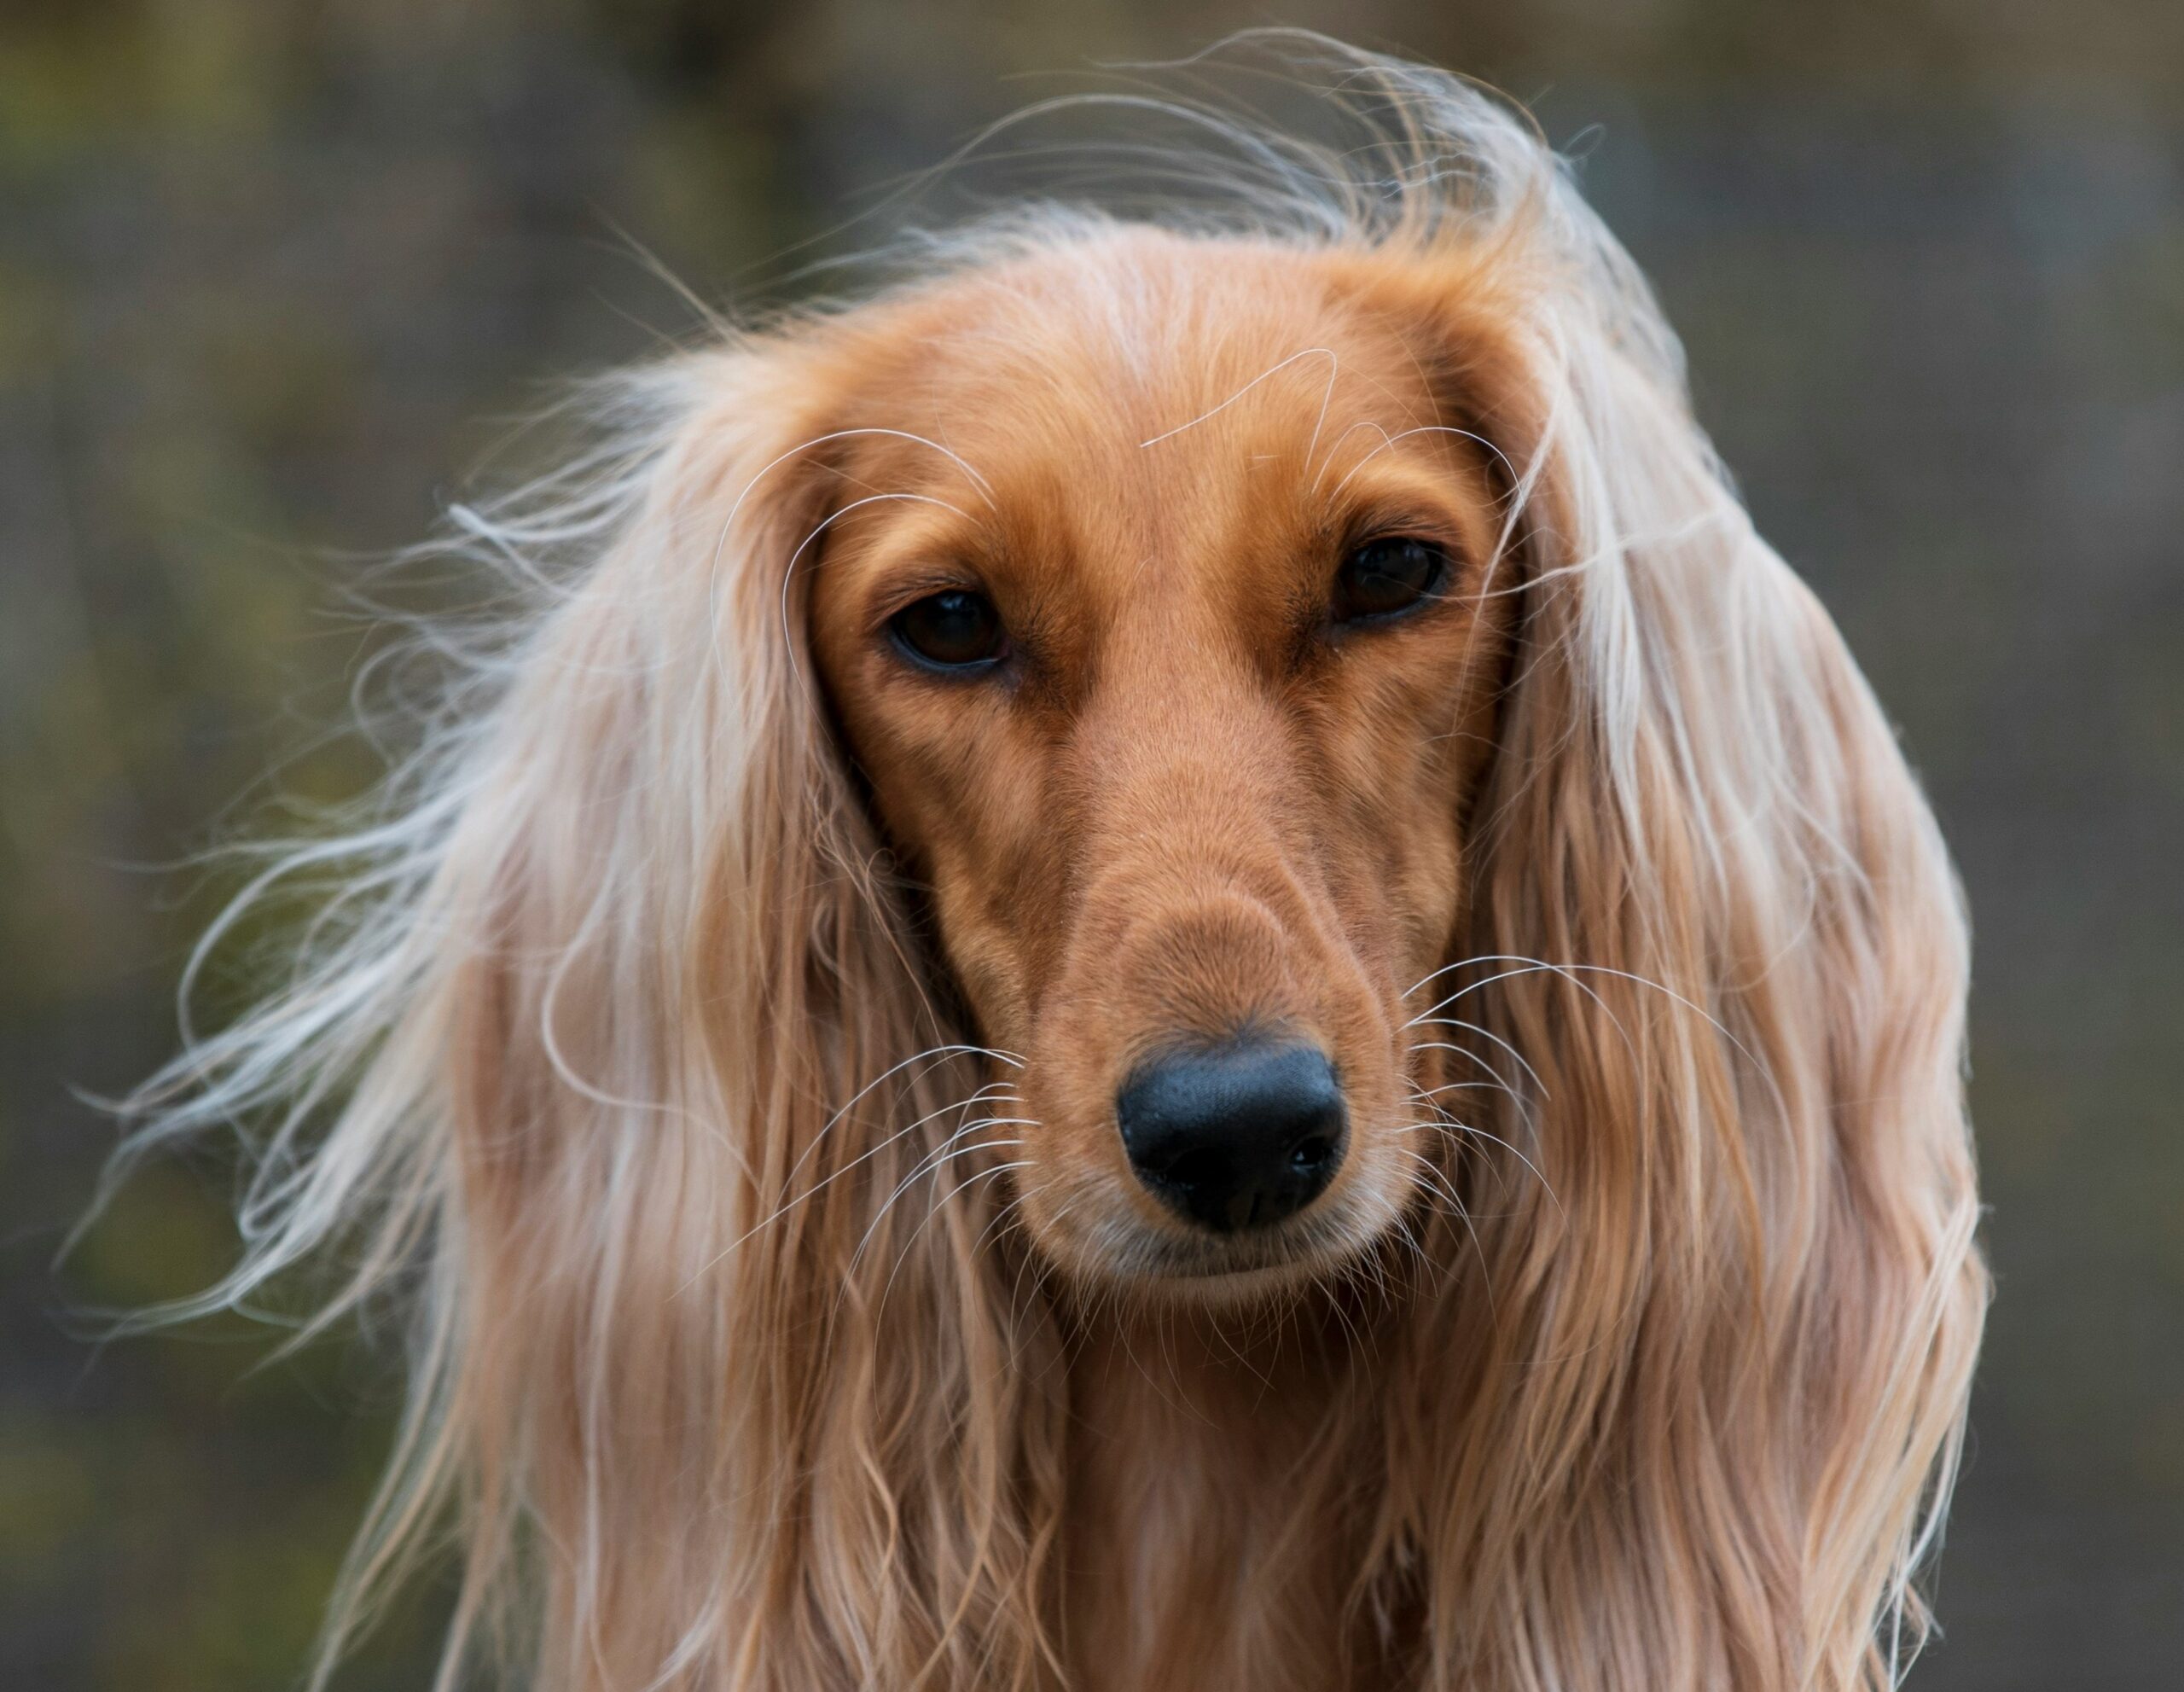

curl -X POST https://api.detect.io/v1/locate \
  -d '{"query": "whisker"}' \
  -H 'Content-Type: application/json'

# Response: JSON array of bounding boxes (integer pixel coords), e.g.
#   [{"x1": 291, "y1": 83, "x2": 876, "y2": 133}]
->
[
  {"x1": 708, "y1": 427, "x2": 1000, "y2": 683},
  {"x1": 1384, "y1": 1143, "x2": 1486, "y2": 1306},
  {"x1": 1405, "y1": 1026, "x2": 1549, "y2": 1105},
  {"x1": 775, "y1": 491, "x2": 973, "y2": 678},
  {"x1": 1405, "y1": 1102, "x2": 1563, "y2": 1214},
  {"x1": 1319, "y1": 421, "x2": 1520, "y2": 501},
  {"x1": 1138, "y1": 346, "x2": 1337, "y2": 447},
  {"x1": 675, "y1": 1055, "x2": 1020, "y2": 1293},
  {"x1": 876, "y1": 1157, "x2": 1037, "y2": 1313},
  {"x1": 851, "y1": 1137, "x2": 1031, "y2": 1277},
  {"x1": 1400, "y1": 954, "x2": 1764, "y2": 1081}
]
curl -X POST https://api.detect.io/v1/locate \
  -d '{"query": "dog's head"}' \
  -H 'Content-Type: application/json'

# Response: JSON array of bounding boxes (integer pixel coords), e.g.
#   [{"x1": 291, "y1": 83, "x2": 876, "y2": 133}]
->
[
  {"x1": 798, "y1": 232, "x2": 1523, "y2": 1295},
  {"x1": 133, "y1": 44, "x2": 1986, "y2": 1692}
]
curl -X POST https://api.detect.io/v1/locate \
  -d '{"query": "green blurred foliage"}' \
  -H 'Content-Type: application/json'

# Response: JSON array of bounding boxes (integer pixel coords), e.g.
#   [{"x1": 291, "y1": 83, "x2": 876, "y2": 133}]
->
[{"x1": 2, "y1": 3, "x2": 2180, "y2": 1689}]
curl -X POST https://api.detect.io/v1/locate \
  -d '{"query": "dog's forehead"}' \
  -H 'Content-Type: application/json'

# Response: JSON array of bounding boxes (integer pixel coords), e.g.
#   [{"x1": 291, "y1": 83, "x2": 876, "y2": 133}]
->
[
  {"x1": 848, "y1": 235, "x2": 1447, "y2": 507},
  {"x1": 812, "y1": 235, "x2": 1464, "y2": 640}
]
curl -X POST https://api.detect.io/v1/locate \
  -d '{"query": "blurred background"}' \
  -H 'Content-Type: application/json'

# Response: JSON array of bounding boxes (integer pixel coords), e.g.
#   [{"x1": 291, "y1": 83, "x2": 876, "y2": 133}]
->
[{"x1": 3, "y1": 2, "x2": 2179, "y2": 1687}]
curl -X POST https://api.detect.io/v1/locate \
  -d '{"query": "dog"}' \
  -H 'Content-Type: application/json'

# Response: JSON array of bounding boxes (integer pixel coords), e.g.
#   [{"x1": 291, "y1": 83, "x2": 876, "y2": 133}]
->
[{"x1": 120, "y1": 35, "x2": 1987, "y2": 1692}]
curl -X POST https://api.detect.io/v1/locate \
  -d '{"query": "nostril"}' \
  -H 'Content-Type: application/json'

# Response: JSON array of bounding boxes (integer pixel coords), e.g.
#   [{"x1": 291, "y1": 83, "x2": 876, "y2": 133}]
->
[
  {"x1": 1158, "y1": 1145, "x2": 1232, "y2": 1191},
  {"x1": 1114, "y1": 1038, "x2": 1348, "y2": 1233},
  {"x1": 1288, "y1": 1133, "x2": 1338, "y2": 1173}
]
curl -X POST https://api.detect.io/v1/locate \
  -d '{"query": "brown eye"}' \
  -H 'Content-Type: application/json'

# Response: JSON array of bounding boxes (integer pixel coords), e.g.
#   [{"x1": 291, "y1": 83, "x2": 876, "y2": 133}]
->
[
  {"x1": 890, "y1": 589, "x2": 1008, "y2": 671},
  {"x1": 1332, "y1": 536, "x2": 1449, "y2": 624}
]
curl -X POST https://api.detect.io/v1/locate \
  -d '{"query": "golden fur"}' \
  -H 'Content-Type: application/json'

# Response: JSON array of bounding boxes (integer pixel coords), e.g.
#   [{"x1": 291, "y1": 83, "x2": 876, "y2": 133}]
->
[{"x1": 113, "y1": 36, "x2": 1986, "y2": 1692}]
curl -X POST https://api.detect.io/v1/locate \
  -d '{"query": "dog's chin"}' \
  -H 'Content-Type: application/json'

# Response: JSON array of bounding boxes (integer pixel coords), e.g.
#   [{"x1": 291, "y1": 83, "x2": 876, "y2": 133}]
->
[{"x1": 1022, "y1": 1186, "x2": 1398, "y2": 1313}]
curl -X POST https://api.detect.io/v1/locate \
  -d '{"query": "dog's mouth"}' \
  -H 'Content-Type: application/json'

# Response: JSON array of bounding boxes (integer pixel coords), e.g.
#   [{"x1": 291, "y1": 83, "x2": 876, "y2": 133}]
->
[
  {"x1": 1114, "y1": 1205, "x2": 1381, "y2": 1282},
  {"x1": 1015, "y1": 1175, "x2": 1406, "y2": 1308}
]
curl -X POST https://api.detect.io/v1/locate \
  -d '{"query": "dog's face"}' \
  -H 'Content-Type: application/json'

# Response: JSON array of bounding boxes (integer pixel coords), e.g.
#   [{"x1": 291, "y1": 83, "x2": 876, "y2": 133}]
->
[{"x1": 808, "y1": 232, "x2": 1518, "y2": 1298}]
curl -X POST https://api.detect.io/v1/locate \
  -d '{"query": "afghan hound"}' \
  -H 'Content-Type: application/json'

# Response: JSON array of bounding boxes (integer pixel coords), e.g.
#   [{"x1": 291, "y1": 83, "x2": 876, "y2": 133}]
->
[{"x1": 113, "y1": 33, "x2": 1987, "y2": 1692}]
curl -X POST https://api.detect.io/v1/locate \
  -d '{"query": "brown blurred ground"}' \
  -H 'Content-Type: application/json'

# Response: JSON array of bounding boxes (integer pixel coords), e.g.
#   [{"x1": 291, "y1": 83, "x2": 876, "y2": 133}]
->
[{"x1": 2, "y1": 3, "x2": 2179, "y2": 1688}]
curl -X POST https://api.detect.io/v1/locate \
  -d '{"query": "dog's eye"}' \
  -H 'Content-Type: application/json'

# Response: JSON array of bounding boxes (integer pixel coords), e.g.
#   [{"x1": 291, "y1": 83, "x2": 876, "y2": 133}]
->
[
  {"x1": 1332, "y1": 537, "x2": 1449, "y2": 624},
  {"x1": 890, "y1": 589, "x2": 1008, "y2": 671}
]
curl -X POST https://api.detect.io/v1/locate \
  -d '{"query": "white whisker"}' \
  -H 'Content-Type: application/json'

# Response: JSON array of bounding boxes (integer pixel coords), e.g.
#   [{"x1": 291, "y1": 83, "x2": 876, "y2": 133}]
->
[{"x1": 1137, "y1": 345, "x2": 1337, "y2": 448}]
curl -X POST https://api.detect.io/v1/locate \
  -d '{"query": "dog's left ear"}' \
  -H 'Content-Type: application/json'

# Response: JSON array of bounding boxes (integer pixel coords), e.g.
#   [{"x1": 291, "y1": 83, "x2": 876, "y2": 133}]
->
[{"x1": 1363, "y1": 251, "x2": 1989, "y2": 1689}]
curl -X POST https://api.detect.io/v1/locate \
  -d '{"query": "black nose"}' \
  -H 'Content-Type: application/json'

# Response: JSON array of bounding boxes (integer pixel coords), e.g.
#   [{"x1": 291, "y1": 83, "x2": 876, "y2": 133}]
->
[{"x1": 1115, "y1": 1039, "x2": 1347, "y2": 1232}]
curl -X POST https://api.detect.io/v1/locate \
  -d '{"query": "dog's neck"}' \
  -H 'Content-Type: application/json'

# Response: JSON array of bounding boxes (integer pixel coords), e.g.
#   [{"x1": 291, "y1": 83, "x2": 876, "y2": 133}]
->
[{"x1": 1058, "y1": 1291, "x2": 1409, "y2": 1692}]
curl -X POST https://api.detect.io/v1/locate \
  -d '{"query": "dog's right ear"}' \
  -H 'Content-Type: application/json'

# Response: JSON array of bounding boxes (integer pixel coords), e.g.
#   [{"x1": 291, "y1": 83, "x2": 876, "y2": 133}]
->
[
  {"x1": 118, "y1": 335, "x2": 1062, "y2": 1689},
  {"x1": 438, "y1": 341, "x2": 861, "y2": 1250},
  {"x1": 423, "y1": 340, "x2": 1065, "y2": 1686}
]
